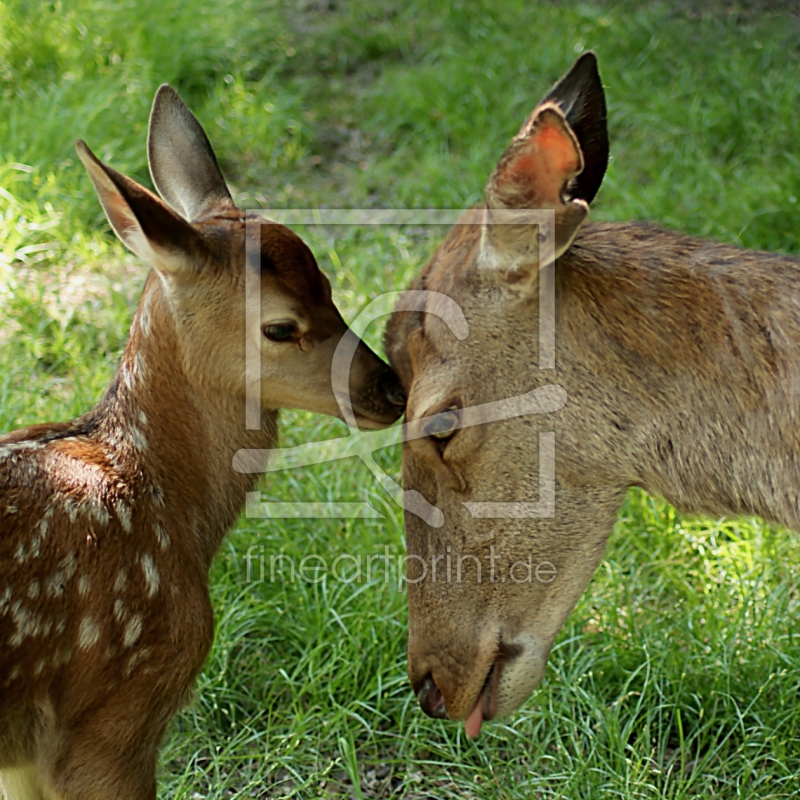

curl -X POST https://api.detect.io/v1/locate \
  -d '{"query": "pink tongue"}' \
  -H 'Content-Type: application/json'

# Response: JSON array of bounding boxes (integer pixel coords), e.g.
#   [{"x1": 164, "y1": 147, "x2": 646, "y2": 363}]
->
[{"x1": 465, "y1": 696, "x2": 483, "y2": 739}]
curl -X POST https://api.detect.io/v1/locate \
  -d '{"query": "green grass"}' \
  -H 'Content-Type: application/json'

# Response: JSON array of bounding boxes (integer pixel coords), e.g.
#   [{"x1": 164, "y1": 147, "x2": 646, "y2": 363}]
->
[{"x1": 3, "y1": 0, "x2": 800, "y2": 797}]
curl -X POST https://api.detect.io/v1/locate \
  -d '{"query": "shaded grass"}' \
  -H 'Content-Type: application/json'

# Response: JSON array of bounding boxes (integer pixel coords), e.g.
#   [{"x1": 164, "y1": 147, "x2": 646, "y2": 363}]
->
[{"x1": 2, "y1": 0, "x2": 800, "y2": 798}]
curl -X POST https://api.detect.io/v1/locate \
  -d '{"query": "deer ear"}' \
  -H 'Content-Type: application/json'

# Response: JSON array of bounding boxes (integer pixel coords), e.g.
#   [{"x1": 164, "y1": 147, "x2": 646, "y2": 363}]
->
[
  {"x1": 482, "y1": 104, "x2": 588, "y2": 271},
  {"x1": 77, "y1": 140, "x2": 203, "y2": 277},
  {"x1": 147, "y1": 84, "x2": 234, "y2": 222},
  {"x1": 542, "y1": 51, "x2": 608, "y2": 205}
]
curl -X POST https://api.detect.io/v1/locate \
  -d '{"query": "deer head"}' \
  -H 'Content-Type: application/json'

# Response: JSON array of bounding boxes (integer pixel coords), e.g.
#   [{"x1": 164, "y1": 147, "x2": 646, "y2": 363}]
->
[
  {"x1": 79, "y1": 85, "x2": 405, "y2": 433},
  {"x1": 385, "y1": 53, "x2": 612, "y2": 736}
]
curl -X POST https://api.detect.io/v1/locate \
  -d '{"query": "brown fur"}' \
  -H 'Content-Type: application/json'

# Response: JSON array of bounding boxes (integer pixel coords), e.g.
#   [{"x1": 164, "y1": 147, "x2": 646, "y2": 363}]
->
[{"x1": 0, "y1": 86, "x2": 403, "y2": 800}]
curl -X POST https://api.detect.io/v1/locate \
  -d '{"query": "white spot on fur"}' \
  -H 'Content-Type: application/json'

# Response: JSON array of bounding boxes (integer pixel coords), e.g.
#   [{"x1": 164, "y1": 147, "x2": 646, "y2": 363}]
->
[
  {"x1": 130, "y1": 426, "x2": 148, "y2": 453},
  {"x1": 77, "y1": 575, "x2": 91, "y2": 597},
  {"x1": 114, "y1": 499, "x2": 132, "y2": 533},
  {"x1": 123, "y1": 646, "x2": 152, "y2": 678},
  {"x1": 6, "y1": 504, "x2": 17, "y2": 514},
  {"x1": 138, "y1": 410, "x2": 148, "y2": 427},
  {"x1": 47, "y1": 552, "x2": 77, "y2": 598},
  {"x1": 34, "y1": 658, "x2": 47, "y2": 676},
  {"x1": 9, "y1": 601, "x2": 42, "y2": 646},
  {"x1": 14, "y1": 542, "x2": 26, "y2": 563},
  {"x1": 56, "y1": 619, "x2": 66, "y2": 635},
  {"x1": 60, "y1": 551, "x2": 77, "y2": 578},
  {"x1": 113, "y1": 599, "x2": 127, "y2": 624},
  {"x1": 133, "y1": 352, "x2": 146, "y2": 380},
  {"x1": 78, "y1": 617, "x2": 101, "y2": 650},
  {"x1": 148, "y1": 483, "x2": 165, "y2": 508},
  {"x1": 120, "y1": 366, "x2": 134, "y2": 392},
  {"x1": 123, "y1": 614, "x2": 143, "y2": 647},
  {"x1": 140, "y1": 554, "x2": 159, "y2": 597},
  {"x1": 7, "y1": 665, "x2": 21, "y2": 682},
  {"x1": 114, "y1": 569, "x2": 127, "y2": 593},
  {"x1": 27, "y1": 581, "x2": 40, "y2": 600},
  {"x1": 81, "y1": 497, "x2": 109, "y2": 527},
  {"x1": 63, "y1": 497, "x2": 78, "y2": 524},
  {"x1": 139, "y1": 291, "x2": 153, "y2": 338},
  {"x1": 0, "y1": 587, "x2": 11, "y2": 614},
  {"x1": 155, "y1": 523, "x2": 170, "y2": 551},
  {"x1": 38, "y1": 516, "x2": 49, "y2": 537}
]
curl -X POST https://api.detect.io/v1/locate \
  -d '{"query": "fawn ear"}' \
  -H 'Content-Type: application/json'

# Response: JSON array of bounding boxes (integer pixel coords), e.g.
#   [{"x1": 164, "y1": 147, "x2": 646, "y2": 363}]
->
[
  {"x1": 147, "y1": 84, "x2": 234, "y2": 222},
  {"x1": 77, "y1": 140, "x2": 203, "y2": 277},
  {"x1": 542, "y1": 51, "x2": 608, "y2": 205},
  {"x1": 482, "y1": 103, "x2": 588, "y2": 271}
]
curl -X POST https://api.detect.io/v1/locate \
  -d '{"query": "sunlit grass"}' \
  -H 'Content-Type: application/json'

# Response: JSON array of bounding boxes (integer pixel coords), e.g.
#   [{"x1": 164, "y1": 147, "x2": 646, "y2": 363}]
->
[{"x1": 2, "y1": 0, "x2": 800, "y2": 797}]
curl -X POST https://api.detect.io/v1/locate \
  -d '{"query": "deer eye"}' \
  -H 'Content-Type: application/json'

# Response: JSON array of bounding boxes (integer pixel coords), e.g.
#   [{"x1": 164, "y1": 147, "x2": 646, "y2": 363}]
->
[
  {"x1": 262, "y1": 322, "x2": 298, "y2": 342},
  {"x1": 424, "y1": 406, "x2": 461, "y2": 441}
]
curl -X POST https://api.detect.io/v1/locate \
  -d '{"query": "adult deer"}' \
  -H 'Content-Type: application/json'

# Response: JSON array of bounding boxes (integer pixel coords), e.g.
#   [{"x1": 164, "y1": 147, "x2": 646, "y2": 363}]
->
[
  {"x1": 0, "y1": 86, "x2": 404, "y2": 799},
  {"x1": 385, "y1": 52, "x2": 800, "y2": 738}
]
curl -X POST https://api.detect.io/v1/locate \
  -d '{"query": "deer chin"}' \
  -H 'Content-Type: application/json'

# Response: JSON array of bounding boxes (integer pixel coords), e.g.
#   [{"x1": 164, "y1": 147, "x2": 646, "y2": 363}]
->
[
  {"x1": 351, "y1": 387, "x2": 406, "y2": 427},
  {"x1": 351, "y1": 411, "x2": 398, "y2": 430},
  {"x1": 464, "y1": 634, "x2": 549, "y2": 739}
]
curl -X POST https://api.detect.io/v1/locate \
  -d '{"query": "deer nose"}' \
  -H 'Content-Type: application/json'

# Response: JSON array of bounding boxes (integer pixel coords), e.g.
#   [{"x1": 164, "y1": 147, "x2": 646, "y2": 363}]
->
[
  {"x1": 416, "y1": 673, "x2": 447, "y2": 719},
  {"x1": 378, "y1": 371, "x2": 406, "y2": 411}
]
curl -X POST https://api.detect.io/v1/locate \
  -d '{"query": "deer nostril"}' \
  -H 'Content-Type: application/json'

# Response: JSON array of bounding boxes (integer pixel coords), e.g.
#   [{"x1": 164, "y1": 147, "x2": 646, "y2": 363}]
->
[
  {"x1": 388, "y1": 385, "x2": 406, "y2": 409},
  {"x1": 379, "y1": 372, "x2": 406, "y2": 410},
  {"x1": 416, "y1": 673, "x2": 447, "y2": 719}
]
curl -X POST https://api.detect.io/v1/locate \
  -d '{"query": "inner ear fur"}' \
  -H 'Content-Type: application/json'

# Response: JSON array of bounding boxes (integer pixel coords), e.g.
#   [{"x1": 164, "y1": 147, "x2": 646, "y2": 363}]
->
[
  {"x1": 77, "y1": 139, "x2": 204, "y2": 277},
  {"x1": 486, "y1": 104, "x2": 584, "y2": 211},
  {"x1": 482, "y1": 104, "x2": 589, "y2": 271},
  {"x1": 147, "y1": 84, "x2": 234, "y2": 223}
]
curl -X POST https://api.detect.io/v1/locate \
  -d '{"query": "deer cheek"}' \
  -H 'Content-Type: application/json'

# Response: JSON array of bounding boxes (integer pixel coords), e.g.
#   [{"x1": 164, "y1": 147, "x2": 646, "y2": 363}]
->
[{"x1": 434, "y1": 456, "x2": 465, "y2": 493}]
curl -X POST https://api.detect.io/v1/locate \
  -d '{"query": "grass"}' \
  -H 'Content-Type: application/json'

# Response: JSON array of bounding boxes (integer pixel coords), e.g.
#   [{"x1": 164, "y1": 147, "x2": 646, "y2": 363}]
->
[{"x1": 2, "y1": 0, "x2": 800, "y2": 797}]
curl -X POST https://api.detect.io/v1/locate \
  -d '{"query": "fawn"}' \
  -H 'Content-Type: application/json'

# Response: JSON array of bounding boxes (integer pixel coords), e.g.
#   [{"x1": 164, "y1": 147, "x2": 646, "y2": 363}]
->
[
  {"x1": 0, "y1": 86, "x2": 404, "y2": 799},
  {"x1": 385, "y1": 52, "x2": 800, "y2": 738}
]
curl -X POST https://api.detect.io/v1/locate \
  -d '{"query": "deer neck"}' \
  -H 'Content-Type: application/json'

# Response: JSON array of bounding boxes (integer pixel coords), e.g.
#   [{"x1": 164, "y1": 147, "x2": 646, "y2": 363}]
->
[
  {"x1": 561, "y1": 221, "x2": 800, "y2": 530},
  {"x1": 89, "y1": 273, "x2": 274, "y2": 569}
]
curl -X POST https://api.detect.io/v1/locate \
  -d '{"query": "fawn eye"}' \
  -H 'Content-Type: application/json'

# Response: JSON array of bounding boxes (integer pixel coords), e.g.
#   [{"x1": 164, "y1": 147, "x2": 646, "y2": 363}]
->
[
  {"x1": 262, "y1": 322, "x2": 298, "y2": 342},
  {"x1": 424, "y1": 406, "x2": 461, "y2": 442}
]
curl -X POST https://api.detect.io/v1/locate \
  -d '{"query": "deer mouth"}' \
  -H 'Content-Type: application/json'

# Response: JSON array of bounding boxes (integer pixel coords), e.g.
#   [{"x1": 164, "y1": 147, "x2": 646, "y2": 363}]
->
[
  {"x1": 350, "y1": 407, "x2": 403, "y2": 429},
  {"x1": 465, "y1": 660, "x2": 502, "y2": 739}
]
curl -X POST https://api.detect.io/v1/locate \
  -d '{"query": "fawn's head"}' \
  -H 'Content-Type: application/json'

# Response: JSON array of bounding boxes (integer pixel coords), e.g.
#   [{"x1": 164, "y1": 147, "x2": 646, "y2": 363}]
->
[
  {"x1": 385, "y1": 53, "x2": 612, "y2": 734},
  {"x1": 78, "y1": 85, "x2": 404, "y2": 430}
]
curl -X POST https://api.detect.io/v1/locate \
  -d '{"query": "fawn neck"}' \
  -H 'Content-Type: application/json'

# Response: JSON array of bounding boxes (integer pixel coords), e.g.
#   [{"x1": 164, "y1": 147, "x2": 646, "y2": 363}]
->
[
  {"x1": 88, "y1": 272, "x2": 272, "y2": 569},
  {"x1": 560, "y1": 221, "x2": 800, "y2": 529}
]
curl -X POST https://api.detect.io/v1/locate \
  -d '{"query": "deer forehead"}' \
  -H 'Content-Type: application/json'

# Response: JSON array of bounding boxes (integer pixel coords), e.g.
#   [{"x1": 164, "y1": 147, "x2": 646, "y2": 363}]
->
[
  {"x1": 188, "y1": 213, "x2": 330, "y2": 309},
  {"x1": 258, "y1": 285, "x2": 310, "y2": 324},
  {"x1": 251, "y1": 220, "x2": 330, "y2": 303},
  {"x1": 403, "y1": 316, "x2": 508, "y2": 403}
]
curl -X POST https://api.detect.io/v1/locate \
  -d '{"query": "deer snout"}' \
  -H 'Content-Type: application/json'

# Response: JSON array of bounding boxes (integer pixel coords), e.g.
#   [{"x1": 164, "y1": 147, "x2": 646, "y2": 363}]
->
[
  {"x1": 349, "y1": 360, "x2": 405, "y2": 428},
  {"x1": 409, "y1": 635, "x2": 542, "y2": 736},
  {"x1": 415, "y1": 673, "x2": 448, "y2": 719},
  {"x1": 377, "y1": 368, "x2": 406, "y2": 411}
]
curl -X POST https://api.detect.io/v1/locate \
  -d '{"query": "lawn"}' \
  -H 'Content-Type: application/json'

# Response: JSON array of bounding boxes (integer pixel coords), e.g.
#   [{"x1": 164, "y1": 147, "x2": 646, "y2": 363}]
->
[{"x1": 2, "y1": 0, "x2": 800, "y2": 797}]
